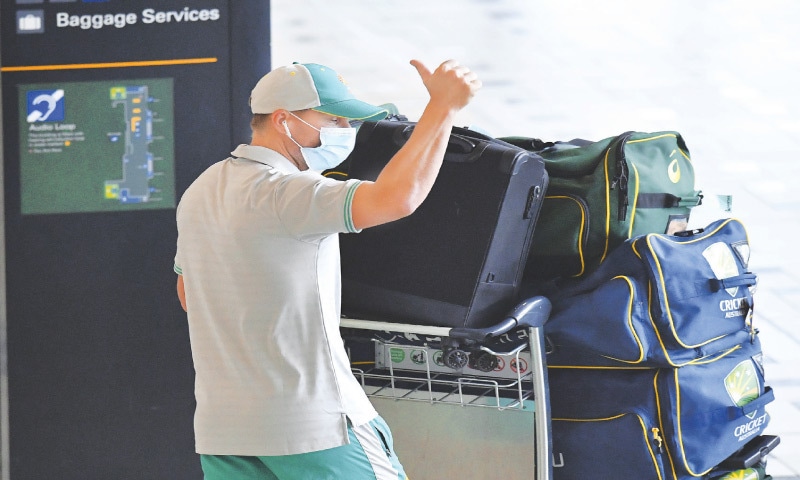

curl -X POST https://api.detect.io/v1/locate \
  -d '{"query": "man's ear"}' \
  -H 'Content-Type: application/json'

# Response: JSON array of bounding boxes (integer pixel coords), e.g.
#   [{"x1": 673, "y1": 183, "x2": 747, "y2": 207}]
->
[{"x1": 271, "y1": 109, "x2": 290, "y2": 130}]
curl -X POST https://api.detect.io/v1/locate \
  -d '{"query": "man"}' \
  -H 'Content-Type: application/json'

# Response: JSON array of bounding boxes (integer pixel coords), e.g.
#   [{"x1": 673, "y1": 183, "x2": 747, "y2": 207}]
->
[{"x1": 175, "y1": 59, "x2": 480, "y2": 479}]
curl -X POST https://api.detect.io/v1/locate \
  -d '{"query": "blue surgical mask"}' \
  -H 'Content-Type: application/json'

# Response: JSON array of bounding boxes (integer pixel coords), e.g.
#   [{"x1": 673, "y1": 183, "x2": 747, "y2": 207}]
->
[{"x1": 283, "y1": 113, "x2": 356, "y2": 171}]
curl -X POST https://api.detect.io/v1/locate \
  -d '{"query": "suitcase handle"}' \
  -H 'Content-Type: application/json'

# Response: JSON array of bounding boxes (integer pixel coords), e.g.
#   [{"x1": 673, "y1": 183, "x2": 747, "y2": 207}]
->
[
  {"x1": 446, "y1": 134, "x2": 479, "y2": 154},
  {"x1": 448, "y1": 296, "x2": 551, "y2": 342},
  {"x1": 396, "y1": 124, "x2": 480, "y2": 155}
]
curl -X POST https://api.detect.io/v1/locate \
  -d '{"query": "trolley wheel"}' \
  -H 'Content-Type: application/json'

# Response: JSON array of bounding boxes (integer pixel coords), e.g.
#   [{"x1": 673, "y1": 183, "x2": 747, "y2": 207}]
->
[
  {"x1": 442, "y1": 348, "x2": 469, "y2": 370},
  {"x1": 468, "y1": 351, "x2": 499, "y2": 372}
]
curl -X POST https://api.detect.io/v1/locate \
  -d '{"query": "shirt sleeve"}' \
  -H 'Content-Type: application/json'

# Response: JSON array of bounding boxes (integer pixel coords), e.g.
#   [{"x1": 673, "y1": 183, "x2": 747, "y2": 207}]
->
[{"x1": 268, "y1": 173, "x2": 363, "y2": 239}]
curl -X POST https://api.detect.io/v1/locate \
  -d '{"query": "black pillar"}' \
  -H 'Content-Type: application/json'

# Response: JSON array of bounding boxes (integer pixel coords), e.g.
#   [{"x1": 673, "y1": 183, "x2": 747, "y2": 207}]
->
[{"x1": 0, "y1": 2, "x2": 270, "y2": 477}]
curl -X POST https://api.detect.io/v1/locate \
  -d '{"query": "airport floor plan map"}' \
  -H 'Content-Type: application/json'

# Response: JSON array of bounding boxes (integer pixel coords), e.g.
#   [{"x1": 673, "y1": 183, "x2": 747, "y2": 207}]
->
[{"x1": 19, "y1": 78, "x2": 174, "y2": 214}]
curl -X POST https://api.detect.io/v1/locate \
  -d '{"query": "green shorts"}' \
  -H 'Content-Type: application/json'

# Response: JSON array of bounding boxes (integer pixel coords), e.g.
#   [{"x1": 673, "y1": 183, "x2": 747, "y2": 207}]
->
[{"x1": 200, "y1": 416, "x2": 407, "y2": 480}]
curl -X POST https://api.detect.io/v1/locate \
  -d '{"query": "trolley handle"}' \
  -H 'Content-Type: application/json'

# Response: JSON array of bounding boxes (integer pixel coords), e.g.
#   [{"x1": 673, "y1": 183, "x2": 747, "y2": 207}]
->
[{"x1": 448, "y1": 296, "x2": 551, "y2": 342}]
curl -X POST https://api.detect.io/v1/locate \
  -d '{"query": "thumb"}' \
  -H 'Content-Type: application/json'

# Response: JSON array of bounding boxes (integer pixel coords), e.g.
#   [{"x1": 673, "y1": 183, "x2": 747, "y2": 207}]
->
[{"x1": 409, "y1": 59, "x2": 432, "y2": 82}]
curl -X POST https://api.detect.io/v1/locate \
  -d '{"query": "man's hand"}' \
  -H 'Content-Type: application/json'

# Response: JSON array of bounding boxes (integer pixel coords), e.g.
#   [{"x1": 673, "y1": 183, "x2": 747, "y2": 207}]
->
[
  {"x1": 177, "y1": 275, "x2": 187, "y2": 312},
  {"x1": 410, "y1": 59, "x2": 482, "y2": 112}
]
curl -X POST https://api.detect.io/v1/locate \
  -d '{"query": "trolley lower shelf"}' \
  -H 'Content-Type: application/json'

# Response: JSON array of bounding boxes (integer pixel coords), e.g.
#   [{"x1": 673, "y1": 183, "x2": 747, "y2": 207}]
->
[
  {"x1": 341, "y1": 296, "x2": 553, "y2": 480},
  {"x1": 370, "y1": 388, "x2": 538, "y2": 479}
]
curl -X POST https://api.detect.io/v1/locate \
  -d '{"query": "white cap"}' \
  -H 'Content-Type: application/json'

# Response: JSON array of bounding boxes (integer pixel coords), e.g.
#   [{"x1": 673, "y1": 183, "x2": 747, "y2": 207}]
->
[{"x1": 249, "y1": 63, "x2": 388, "y2": 120}]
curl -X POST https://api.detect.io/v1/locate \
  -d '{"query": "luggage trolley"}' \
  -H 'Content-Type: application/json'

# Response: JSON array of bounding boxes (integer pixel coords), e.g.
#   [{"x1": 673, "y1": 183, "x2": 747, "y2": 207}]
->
[{"x1": 341, "y1": 296, "x2": 553, "y2": 480}]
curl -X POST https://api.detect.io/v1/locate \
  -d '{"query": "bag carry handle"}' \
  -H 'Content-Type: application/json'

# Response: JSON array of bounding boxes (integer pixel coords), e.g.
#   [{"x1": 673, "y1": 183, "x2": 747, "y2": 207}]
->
[
  {"x1": 674, "y1": 227, "x2": 704, "y2": 237},
  {"x1": 700, "y1": 387, "x2": 775, "y2": 424},
  {"x1": 740, "y1": 387, "x2": 775, "y2": 416},
  {"x1": 709, "y1": 272, "x2": 758, "y2": 292},
  {"x1": 500, "y1": 136, "x2": 593, "y2": 152},
  {"x1": 636, "y1": 192, "x2": 704, "y2": 209}
]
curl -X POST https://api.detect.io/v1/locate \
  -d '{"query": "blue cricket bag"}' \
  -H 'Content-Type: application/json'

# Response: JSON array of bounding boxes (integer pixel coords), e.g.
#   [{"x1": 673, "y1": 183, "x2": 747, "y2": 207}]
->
[
  {"x1": 549, "y1": 336, "x2": 775, "y2": 479},
  {"x1": 544, "y1": 217, "x2": 757, "y2": 367}
]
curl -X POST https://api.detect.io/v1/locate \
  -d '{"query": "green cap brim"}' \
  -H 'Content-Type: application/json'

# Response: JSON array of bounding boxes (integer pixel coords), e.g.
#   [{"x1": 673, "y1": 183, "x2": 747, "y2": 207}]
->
[{"x1": 313, "y1": 99, "x2": 389, "y2": 121}]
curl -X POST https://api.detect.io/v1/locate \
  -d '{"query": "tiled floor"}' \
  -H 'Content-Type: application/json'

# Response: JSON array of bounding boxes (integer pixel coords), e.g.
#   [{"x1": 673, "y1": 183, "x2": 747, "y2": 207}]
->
[{"x1": 272, "y1": 0, "x2": 800, "y2": 477}]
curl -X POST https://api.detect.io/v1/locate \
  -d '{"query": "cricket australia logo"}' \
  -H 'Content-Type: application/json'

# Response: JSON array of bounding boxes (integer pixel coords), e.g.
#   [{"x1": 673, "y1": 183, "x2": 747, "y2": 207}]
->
[
  {"x1": 725, "y1": 360, "x2": 759, "y2": 413},
  {"x1": 720, "y1": 468, "x2": 762, "y2": 480},
  {"x1": 703, "y1": 242, "x2": 754, "y2": 319},
  {"x1": 725, "y1": 358, "x2": 767, "y2": 442},
  {"x1": 703, "y1": 242, "x2": 741, "y2": 297},
  {"x1": 703, "y1": 241, "x2": 754, "y2": 319}
]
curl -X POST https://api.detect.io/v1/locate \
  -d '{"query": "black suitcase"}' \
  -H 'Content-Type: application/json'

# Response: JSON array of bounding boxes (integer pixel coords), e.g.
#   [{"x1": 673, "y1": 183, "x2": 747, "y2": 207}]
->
[{"x1": 339, "y1": 120, "x2": 548, "y2": 328}]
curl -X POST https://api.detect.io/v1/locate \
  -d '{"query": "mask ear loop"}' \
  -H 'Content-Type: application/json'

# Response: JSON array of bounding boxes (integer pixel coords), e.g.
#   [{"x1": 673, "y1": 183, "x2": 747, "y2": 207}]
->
[{"x1": 282, "y1": 119, "x2": 303, "y2": 150}]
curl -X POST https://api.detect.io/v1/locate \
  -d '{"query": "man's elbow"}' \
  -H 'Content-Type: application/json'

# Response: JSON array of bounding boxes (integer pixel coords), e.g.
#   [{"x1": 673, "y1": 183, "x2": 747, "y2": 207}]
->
[
  {"x1": 391, "y1": 196, "x2": 420, "y2": 220},
  {"x1": 377, "y1": 189, "x2": 427, "y2": 225},
  {"x1": 388, "y1": 181, "x2": 430, "y2": 218}
]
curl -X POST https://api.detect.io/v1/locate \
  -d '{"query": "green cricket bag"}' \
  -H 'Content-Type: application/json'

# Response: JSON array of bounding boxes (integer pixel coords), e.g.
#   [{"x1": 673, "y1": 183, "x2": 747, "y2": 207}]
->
[{"x1": 502, "y1": 131, "x2": 704, "y2": 281}]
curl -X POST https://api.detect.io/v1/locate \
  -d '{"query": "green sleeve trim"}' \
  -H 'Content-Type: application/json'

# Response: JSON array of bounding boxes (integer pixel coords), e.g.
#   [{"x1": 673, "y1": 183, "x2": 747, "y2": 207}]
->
[
  {"x1": 174, "y1": 264, "x2": 183, "y2": 275},
  {"x1": 343, "y1": 181, "x2": 362, "y2": 233}
]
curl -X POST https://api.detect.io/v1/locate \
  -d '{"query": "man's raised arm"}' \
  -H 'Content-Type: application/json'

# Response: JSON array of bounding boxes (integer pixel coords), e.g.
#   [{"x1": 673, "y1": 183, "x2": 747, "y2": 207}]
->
[{"x1": 351, "y1": 59, "x2": 481, "y2": 230}]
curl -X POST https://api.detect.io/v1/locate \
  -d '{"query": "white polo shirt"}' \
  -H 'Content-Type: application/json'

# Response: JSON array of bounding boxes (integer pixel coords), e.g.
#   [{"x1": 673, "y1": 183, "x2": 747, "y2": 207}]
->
[{"x1": 174, "y1": 144, "x2": 377, "y2": 456}]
